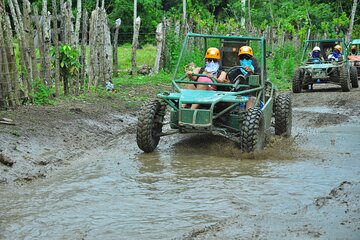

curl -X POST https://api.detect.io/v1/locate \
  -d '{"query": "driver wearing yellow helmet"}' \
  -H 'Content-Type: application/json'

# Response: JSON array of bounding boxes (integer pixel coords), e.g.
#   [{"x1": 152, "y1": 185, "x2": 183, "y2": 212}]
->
[{"x1": 185, "y1": 47, "x2": 228, "y2": 109}]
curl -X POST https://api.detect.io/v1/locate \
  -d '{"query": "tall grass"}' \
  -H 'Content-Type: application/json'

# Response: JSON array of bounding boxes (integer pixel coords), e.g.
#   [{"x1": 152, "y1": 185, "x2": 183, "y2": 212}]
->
[
  {"x1": 267, "y1": 42, "x2": 302, "y2": 90},
  {"x1": 113, "y1": 42, "x2": 300, "y2": 92}
]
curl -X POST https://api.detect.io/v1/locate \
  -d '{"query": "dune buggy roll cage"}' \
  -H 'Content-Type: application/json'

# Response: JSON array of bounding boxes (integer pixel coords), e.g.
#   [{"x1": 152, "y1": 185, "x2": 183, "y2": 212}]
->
[
  {"x1": 154, "y1": 33, "x2": 276, "y2": 135},
  {"x1": 173, "y1": 33, "x2": 267, "y2": 83}
]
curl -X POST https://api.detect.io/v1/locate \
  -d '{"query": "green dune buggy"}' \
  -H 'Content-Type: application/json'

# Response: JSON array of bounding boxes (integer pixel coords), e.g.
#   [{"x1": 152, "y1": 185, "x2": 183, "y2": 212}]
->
[
  {"x1": 136, "y1": 33, "x2": 292, "y2": 153},
  {"x1": 292, "y1": 39, "x2": 356, "y2": 93}
]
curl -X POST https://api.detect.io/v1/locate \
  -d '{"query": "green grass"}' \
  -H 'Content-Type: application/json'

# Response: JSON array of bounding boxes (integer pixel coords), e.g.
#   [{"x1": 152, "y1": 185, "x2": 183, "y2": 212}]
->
[{"x1": 115, "y1": 43, "x2": 157, "y2": 70}]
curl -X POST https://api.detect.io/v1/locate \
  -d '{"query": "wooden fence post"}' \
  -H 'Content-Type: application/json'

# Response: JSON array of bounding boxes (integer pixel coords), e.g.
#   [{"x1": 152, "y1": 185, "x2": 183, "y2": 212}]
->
[
  {"x1": 8, "y1": 0, "x2": 32, "y2": 99},
  {"x1": 33, "y1": 6, "x2": 45, "y2": 82},
  {"x1": 88, "y1": 6, "x2": 112, "y2": 88},
  {"x1": 73, "y1": 0, "x2": 82, "y2": 47},
  {"x1": 52, "y1": 0, "x2": 60, "y2": 97},
  {"x1": 154, "y1": 22, "x2": 164, "y2": 74},
  {"x1": 23, "y1": 0, "x2": 39, "y2": 82},
  {"x1": 131, "y1": 16, "x2": 141, "y2": 76},
  {"x1": 80, "y1": 10, "x2": 88, "y2": 91},
  {"x1": 113, "y1": 18, "x2": 121, "y2": 77},
  {"x1": 42, "y1": 0, "x2": 52, "y2": 87}
]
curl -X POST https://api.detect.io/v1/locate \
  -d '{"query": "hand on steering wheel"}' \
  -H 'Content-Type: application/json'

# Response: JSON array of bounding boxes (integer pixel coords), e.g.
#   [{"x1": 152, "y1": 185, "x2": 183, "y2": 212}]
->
[
  {"x1": 226, "y1": 66, "x2": 248, "y2": 92},
  {"x1": 226, "y1": 66, "x2": 246, "y2": 83}
]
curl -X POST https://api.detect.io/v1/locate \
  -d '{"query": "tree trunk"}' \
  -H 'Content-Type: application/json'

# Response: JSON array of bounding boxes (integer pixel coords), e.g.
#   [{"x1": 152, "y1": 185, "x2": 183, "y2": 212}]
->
[
  {"x1": 0, "y1": 9, "x2": 11, "y2": 109},
  {"x1": 52, "y1": 0, "x2": 61, "y2": 97},
  {"x1": 247, "y1": 0, "x2": 252, "y2": 33},
  {"x1": 347, "y1": 0, "x2": 358, "y2": 42},
  {"x1": 182, "y1": 0, "x2": 187, "y2": 36},
  {"x1": 241, "y1": 0, "x2": 246, "y2": 29},
  {"x1": 113, "y1": 18, "x2": 121, "y2": 77},
  {"x1": 131, "y1": 16, "x2": 141, "y2": 76}
]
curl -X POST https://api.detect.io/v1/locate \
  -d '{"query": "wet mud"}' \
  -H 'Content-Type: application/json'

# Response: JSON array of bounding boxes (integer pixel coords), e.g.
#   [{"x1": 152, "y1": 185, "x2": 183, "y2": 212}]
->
[{"x1": 0, "y1": 85, "x2": 360, "y2": 239}]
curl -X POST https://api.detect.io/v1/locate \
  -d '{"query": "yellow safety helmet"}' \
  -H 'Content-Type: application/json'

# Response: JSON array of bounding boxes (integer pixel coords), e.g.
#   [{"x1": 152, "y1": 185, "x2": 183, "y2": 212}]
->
[
  {"x1": 205, "y1": 47, "x2": 220, "y2": 59},
  {"x1": 238, "y1": 46, "x2": 253, "y2": 57},
  {"x1": 334, "y1": 45, "x2": 342, "y2": 52}
]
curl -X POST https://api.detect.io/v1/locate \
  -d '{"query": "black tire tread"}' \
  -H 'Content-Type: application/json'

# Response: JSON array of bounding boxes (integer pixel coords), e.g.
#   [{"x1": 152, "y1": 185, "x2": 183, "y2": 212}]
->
[
  {"x1": 274, "y1": 94, "x2": 292, "y2": 137},
  {"x1": 292, "y1": 68, "x2": 303, "y2": 93},
  {"x1": 241, "y1": 108, "x2": 264, "y2": 152},
  {"x1": 339, "y1": 67, "x2": 351, "y2": 92},
  {"x1": 350, "y1": 66, "x2": 359, "y2": 88},
  {"x1": 136, "y1": 100, "x2": 165, "y2": 153}
]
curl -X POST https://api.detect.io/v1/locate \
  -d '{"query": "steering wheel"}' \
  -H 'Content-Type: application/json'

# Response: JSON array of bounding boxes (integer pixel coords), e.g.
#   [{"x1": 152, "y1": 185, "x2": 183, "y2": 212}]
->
[{"x1": 226, "y1": 66, "x2": 248, "y2": 92}]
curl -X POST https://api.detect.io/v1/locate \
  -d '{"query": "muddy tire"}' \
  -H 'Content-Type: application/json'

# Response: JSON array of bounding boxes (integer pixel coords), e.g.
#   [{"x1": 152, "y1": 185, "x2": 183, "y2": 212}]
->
[
  {"x1": 339, "y1": 67, "x2": 351, "y2": 92},
  {"x1": 292, "y1": 68, "x2": 303, "y2": 93},
  {"x1": 350, "y1": 66, "x2": 359, "y2": 88},
  {"x1": 241, "y1": 108, "x2": 265, "y2": 152},
  {"x1": 136, "y1": 99, "x2": 166, "y2": 153},
  {"x1": 274, "y1": 94, "x2": 292, "y2": 137}
]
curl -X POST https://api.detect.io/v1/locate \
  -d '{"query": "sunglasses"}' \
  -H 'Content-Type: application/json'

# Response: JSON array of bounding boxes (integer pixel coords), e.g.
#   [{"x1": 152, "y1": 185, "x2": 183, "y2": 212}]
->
[
  {"x1": 205, "y1": 58, "x2": 219, "y2": 63},
  {"x1": 239, "y1": 54, "x2": 251, "y2": 60}
]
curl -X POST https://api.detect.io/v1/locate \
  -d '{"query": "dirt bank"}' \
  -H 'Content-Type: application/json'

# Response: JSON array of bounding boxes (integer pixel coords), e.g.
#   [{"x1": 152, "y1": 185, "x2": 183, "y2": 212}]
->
[{"x1": 0, "y1": 97, "x2": 136, "y2": 183}]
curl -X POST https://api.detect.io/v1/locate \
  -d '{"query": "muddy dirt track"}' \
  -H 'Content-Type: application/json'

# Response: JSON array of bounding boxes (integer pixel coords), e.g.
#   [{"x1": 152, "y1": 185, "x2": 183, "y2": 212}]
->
[{"x1": 0, "y1": 84, "x2": 360, "y2": 239}]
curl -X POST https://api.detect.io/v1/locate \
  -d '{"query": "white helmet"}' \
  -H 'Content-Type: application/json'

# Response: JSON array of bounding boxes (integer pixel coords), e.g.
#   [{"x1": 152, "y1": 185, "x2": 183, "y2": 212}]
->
[{"x1": 313, "y1": 46, "x2": 320, "y2": 52}]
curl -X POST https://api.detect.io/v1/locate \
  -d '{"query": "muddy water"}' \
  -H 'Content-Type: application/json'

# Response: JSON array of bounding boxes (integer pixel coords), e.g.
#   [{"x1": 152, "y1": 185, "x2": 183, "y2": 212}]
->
[{"x1": 1, "y1": 110, "x2": 360, "y2": 239}]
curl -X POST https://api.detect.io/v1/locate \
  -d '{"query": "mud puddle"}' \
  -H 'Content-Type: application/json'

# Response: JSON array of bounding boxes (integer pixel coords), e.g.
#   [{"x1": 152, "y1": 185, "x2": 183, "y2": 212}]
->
[{"x1": 1, "y1": 119, "x2": 360, "y2": 239}]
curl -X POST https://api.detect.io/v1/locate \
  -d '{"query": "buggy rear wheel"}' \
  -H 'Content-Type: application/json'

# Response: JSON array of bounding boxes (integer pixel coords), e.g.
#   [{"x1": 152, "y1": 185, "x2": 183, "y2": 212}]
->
[
  {"x1": 136, "y1": 100, "x2": 166, "y2": 153},
  {"x1": 274, "y1": 94, "x2": 292, "y2": 137},
  {"x1": 241, "y1": 108, "x2": 265, "y2": 152},
  {"x1": 350, "y1": 66, "x2": 359, "y2": 88},
  {"x1": 292, "y1": 69, "x2": 303, "y2": 93}
]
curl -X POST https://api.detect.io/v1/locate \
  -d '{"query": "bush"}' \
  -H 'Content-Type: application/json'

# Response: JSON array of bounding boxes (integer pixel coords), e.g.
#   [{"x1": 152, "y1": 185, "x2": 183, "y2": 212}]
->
[
  {"x1": 30, "y1": 78, "x2": 55, "y2": 105},
  {"x1": 267, "y1": 42, "x2": 302, "y2": 90}
]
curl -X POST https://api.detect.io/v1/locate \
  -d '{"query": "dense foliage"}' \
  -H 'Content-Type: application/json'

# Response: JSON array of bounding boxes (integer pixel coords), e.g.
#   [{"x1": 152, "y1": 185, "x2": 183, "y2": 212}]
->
[
  {"x1": 4, "y1": 0, "x2": 358, "y2": 106},
  {"x1": 25, "y1": 0, "x2": 359, "y2": 43}
]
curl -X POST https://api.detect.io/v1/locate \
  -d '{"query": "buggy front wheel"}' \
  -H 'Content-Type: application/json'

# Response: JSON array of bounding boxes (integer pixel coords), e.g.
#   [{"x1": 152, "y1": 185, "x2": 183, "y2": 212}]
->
[
  {"x1": 136, "y1": 99, "x2": 166, "y2": 153},
  {"x1": 241, "y1": 108, "x2": 265, "y2": 152},
  {"x1": 274, "y1": 94, "x2": 292, "y2": 137}
]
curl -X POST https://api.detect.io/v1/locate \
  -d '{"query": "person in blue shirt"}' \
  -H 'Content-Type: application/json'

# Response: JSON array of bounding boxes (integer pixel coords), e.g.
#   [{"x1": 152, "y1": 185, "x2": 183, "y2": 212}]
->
[
  {"x1": 310, "y1": 46, "x2": 324, "y2": 62},
  {"x1": 237, "y1": 46, "x2": 260, "y2": 110},
  {"x1": 328, "y1": 45, "x2": 342, "y2": 61},
  {"x1": 238, "y1": 46, "x2": 260, "y2": 76}
]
